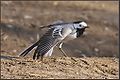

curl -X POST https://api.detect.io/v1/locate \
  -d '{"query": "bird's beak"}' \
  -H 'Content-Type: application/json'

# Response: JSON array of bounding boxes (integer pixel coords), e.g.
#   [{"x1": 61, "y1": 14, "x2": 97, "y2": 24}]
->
[{"x1": 85, "y1": 26, "x2": 89, "y2": 28}]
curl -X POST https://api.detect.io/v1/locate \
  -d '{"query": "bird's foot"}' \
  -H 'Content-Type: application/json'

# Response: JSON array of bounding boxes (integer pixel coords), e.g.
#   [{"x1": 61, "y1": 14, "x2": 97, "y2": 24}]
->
[{"x1": 71, "y1": 57, "x2": 77, "y2": 62}]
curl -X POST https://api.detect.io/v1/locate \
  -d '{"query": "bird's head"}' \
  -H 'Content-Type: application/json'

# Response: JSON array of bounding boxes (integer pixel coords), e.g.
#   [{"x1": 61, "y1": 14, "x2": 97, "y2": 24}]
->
[
  {"x1": 73, "y1": 21, "x2": 89, "y2": 37},
  {"x1": 73, "y1": 21, "x2": 89, "y2": 29}
]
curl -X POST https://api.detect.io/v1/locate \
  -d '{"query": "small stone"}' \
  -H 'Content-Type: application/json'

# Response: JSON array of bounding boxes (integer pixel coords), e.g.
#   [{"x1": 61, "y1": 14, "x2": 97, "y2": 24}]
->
[
  {"x1": 13, "y1": 50, "x2": 17, "y2": 53},
  {"x1": 24, "y1": 15, "x2": 32, "y2": 19},
  {"x1": 76, "y1": 72, "x2": 79, "y2": 74},
  {"x1": 105, "y1": 27, "x2": 109, "y2": 31},
  {"x1": 94, "y1": 48, "x2": 99, "y2": 52},
  {"x1": 3, "y1": 35, "x2": 8, "y2": 40},
  {"x1": 9, "y1": 19, "x2": 14, "y2": 22},
  {"x1": 1, "y1": 32, "x2": 5, "y2": 36}
]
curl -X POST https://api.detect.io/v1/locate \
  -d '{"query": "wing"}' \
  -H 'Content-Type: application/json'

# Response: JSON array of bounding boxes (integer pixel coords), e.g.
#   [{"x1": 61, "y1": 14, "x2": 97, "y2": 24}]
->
[{"x1": 33, "y1": 27, "x2": 64, "y2": 60}]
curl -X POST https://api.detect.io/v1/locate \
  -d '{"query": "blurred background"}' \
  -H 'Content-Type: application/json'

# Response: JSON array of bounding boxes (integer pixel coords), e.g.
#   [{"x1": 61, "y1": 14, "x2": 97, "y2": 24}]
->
[{"x1": 1, "y1": 1, "x2": 119, "y2": 58}]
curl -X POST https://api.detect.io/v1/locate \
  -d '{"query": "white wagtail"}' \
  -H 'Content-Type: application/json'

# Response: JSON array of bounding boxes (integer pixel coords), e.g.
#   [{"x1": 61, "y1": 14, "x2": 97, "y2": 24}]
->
[{"x1": 19, "y1": 20, "x2": 89, "y2": 61}]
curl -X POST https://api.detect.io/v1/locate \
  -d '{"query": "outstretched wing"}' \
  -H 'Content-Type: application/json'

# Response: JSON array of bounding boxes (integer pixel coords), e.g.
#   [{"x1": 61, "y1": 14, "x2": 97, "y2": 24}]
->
[
  {"x1": 33, "y1": 27, "x2": 64, "y2": 60},
  {"x1": 19, "y1": 21, "x2": 64, "y2": 57}
]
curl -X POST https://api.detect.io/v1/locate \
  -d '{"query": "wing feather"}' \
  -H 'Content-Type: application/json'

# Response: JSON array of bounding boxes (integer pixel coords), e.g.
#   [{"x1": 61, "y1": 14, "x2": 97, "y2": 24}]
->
[{"x1": 33, "y1": 28, "x2": 63, "y2": 59}]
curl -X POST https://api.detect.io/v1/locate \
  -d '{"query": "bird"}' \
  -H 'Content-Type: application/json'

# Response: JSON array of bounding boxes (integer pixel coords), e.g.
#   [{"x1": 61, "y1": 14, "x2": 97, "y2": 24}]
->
[{"x1": 19, "y1": 20, "x2": 89, "y2": 61}]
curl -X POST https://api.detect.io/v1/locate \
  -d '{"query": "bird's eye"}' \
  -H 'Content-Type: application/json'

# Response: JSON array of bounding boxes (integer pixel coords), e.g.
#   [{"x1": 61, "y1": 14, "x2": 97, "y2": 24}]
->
[{"x1": 79, "y1": 24, "x2": 82, "y2": 27}]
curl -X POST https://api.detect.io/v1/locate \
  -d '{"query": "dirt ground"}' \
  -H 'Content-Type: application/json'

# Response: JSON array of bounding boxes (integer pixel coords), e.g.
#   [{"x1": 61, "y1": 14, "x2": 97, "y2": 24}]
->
[
  {"x1": 1, "y1": 57, "x2": 119, "y2": 79},
  {"x1": 1, "y1": 1, "x2": 119, "y2": 79}
]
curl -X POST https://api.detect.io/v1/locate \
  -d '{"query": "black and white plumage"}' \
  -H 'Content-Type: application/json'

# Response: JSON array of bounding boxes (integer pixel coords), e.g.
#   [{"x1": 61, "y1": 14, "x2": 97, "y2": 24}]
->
[{"x1": 19, "y1": 20, "x2": 89, "y2": 60}]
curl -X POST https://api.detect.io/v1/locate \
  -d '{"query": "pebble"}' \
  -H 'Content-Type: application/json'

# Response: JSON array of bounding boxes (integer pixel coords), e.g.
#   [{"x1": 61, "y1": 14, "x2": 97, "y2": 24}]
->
[
  {"x1": 13, "y1": 50, "x2": 17, "y2": 53},
  {"x1": 24, "y1": 15, "x2": 32, "y2": 19},
  {"x1": 3, "y1": 35, "x2": 8, "y2": 40},
  {"x1": 76, "y1": 72, "x2": 79, "y2": 74},
  {"x1": 104, "y1": 27, "x2": 109, "y2": 31},
  {"x1": 9, "y1": 19, "x2": 14, "y2": 22},
  {"x1": 94, "y1": 48, "x2": 99, "y2": 52}
]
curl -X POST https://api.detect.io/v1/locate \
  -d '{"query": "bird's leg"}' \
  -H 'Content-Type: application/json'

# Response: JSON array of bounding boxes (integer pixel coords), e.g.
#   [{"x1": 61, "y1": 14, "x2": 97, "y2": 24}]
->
[
  {"x1": 58, "y1": 42, "x2": 77, "y2": 62},
  {"x1": 40, "y1": 56, "x2": 43, "y2": 61},
  {"x1": 58, "y1": 42, "x2": 68, "y2": 57}
]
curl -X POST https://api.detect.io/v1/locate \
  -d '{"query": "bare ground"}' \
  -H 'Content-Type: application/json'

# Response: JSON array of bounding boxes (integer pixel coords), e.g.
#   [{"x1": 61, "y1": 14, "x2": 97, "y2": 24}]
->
[{"x1": 1, "y1": 57, "x2": 119, "y2": 79}]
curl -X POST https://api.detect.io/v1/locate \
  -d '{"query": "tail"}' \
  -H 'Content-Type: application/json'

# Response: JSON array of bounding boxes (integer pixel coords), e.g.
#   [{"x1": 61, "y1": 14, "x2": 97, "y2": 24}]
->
[
  {"x1": 19, "y1": 41, "x2": 40, "y2": 57},
  {"x1": 44, "y1": 47, "x2": 54, "y2": 57},
  {"x1": 33, "y1": 47, "x2": 54, "y2": 60}
]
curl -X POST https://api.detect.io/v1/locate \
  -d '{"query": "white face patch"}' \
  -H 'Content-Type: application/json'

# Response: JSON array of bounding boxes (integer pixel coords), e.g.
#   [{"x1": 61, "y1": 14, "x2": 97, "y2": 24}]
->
[{"x1": 79, "y1": 21, "x2": 87, "y2": 27}]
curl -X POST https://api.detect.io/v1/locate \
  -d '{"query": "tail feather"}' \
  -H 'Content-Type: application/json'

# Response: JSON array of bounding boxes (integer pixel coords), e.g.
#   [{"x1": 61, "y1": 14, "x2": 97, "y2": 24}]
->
[
  {"x1": 33, "y1": 47, "x2": 54, "y2": 60},
  {"x1": 19, "y1": 41, "x2": 39, "y2": 57},
  {"x1": 44, "y1": 47, "x2": 54, "y2": 57}
]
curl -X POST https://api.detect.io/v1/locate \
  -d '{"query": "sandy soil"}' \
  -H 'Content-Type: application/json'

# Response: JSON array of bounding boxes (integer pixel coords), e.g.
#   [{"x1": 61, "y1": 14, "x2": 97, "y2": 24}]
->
[
  {"x1": 1, "y1": 57, "x2": 119, "y2": 79},
  {"x1": 1, "y1": 1, "x2": 119, "y2": 79}
]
